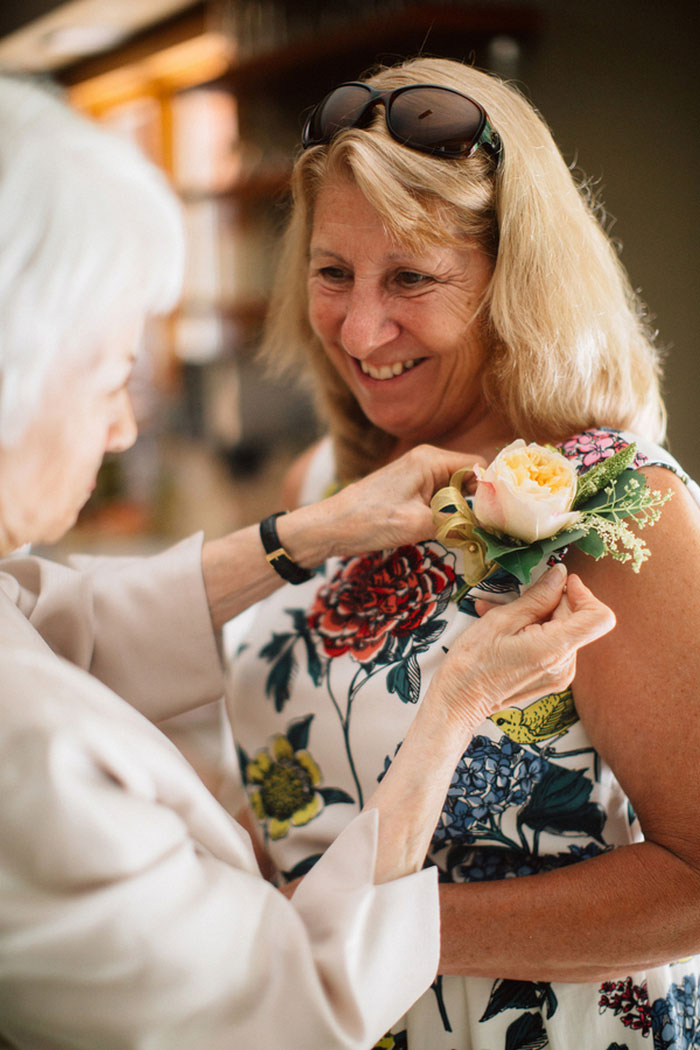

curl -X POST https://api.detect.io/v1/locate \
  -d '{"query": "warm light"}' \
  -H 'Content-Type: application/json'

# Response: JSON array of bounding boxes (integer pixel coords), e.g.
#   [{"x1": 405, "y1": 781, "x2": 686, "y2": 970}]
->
[{"x1": 69, "y1": 33, "x2": 235, "y2": 114}]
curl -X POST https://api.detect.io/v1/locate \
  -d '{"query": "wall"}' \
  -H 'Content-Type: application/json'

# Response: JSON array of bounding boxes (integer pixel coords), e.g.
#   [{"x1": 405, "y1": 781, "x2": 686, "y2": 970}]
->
[{"x1": 517, "y1": 0, "x2": 698, "y2": 475}]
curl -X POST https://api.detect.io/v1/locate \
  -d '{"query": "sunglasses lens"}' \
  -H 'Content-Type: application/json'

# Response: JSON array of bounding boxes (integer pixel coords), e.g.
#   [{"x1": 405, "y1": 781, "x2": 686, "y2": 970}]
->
[
  {"x1": 306, "y1": 84, "x2": 373, "y2": 143},
  {"x1": 388, "y1": 87, "x2": 485, "y2": 155}
]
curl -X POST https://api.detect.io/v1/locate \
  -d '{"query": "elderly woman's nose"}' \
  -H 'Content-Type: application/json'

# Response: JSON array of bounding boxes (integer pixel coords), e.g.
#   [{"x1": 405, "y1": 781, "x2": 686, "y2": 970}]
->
[
  {"x1": 340, "y1": 286, "x2": 400, "y2": 358},
  {"x1": 107, "y1": 391, "x2": 138, "y2": 454}
]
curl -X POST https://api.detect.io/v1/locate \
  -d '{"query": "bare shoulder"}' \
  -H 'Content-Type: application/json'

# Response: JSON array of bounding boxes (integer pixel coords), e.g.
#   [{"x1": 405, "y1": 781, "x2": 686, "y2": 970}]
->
[
  {"x1": 565, "y1": 465, "x2": 700, "y2": 857},
  {"x1": 567, "y1": 465, "x2": 700, "y2": 621}
]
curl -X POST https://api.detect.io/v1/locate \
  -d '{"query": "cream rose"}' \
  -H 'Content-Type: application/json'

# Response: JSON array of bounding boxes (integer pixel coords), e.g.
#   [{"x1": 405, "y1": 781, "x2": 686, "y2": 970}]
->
[{"x1": 472, "y1": 440, "x2": 580, "y2": 544}]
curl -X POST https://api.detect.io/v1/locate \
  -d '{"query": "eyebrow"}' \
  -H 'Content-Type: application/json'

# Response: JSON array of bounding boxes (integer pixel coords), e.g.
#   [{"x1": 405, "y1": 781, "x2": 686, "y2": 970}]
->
[
  {"x1": 309, "y1": 246, "x2": 429, "y2": 264},
  {"x1": 309, "y1": 247, "x2": 345, "y2": 261}
]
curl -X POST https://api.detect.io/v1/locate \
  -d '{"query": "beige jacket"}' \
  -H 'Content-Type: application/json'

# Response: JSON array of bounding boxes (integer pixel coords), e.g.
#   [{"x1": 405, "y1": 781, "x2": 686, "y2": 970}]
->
[{"x1": 0, "y1": 535, "x2": 438, "y2": 1049}]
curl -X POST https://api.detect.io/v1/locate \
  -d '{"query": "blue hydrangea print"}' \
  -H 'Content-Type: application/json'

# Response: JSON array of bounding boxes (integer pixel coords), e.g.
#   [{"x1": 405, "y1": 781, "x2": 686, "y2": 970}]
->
[
  {"x1": 652, "y1": 974, "x2": 700, "y2": 1049},
  {"x1": 432, "y1": 735, "x2": 548, "y2": 848}
]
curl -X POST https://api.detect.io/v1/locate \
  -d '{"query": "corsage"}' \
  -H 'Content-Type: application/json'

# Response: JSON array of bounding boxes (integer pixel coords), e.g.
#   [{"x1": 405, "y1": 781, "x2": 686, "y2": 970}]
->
[{"x1": 431, "y1": 439, "x2": 672, "y2": 598}]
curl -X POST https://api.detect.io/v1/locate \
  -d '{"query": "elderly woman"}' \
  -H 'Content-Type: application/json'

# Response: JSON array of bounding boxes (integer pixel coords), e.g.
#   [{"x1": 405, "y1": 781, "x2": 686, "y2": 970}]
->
[
  {"x1": 0, "y1": 75, "x2": 616, "y2": 1050},
  {"x1": 227, "y1": 57, "x2": 700, "y2": 1048}
]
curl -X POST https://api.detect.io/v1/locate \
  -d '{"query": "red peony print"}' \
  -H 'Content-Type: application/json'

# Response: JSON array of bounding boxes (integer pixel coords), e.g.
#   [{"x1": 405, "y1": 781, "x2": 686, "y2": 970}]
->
[{"x1": 308, "y1": 545, "x2": 456, "y2": 664}]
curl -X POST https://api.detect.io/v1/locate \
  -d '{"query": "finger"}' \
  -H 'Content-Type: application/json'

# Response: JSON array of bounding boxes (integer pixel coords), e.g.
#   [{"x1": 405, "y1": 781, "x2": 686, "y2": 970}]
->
[
  {"x1": 409, "y1": 444, "x2": 488, "y2": 498},
  {"x1": 492, "y1": 564, "x2": 568, "y2": 631},
  {"x1": 543, "y1": 581, "x2": 616, "y2": 653}
]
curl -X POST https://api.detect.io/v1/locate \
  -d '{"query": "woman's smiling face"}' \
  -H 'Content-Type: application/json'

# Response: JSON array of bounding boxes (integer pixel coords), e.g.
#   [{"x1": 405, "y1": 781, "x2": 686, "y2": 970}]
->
[{"x1": 307, "y1": 176, "x2": 495, "y2": 451}]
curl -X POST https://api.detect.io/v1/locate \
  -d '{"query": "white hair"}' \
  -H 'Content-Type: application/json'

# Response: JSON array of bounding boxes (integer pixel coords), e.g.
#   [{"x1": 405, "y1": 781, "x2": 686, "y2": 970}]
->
[{"x1": 0, "y1": 76, "x2": 184, "y2": 446}]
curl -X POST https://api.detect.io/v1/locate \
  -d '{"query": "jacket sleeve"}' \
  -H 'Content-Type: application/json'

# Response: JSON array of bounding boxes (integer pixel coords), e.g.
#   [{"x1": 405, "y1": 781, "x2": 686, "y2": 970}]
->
[
  {"x1": 0, "y1": 653, "x2": 439, "y2": 1050},
  {"x1": 0, "y1": 534, "x2": 224, "y2": 720}
]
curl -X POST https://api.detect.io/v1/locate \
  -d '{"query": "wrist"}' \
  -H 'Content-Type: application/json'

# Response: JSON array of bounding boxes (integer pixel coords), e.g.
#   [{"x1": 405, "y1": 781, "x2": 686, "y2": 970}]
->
[
  {"x1": 419, "y1": 669, "x2": 490, "y2": 745},
  {"x1": 275, "y1": 502, "x2": 343, "y2": 570},
  {"x1": 259, "y1": 513, "x2": 315, "y2": 584}
]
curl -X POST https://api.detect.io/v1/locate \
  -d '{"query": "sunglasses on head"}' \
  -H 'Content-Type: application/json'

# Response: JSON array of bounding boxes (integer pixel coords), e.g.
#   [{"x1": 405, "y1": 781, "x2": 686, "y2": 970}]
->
[{"x1": 301, "y1": 81, "x2": 503, "y2": 165}]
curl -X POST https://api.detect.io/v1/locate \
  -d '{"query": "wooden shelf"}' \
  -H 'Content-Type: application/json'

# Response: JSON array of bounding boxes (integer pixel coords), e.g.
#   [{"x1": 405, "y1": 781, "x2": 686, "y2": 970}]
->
[
  {"x1": 228, "y1": 4, "x2": 543, "y2": 91},
  {"x1": 59, "y1": 2, "x2": 542, "y2": 92}
]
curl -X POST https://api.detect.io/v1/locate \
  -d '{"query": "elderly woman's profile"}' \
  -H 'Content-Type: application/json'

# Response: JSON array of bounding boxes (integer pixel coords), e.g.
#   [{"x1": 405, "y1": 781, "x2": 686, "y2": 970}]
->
[{"x1": 227, "y1": 56, "x2": 700, "y2": 1049}]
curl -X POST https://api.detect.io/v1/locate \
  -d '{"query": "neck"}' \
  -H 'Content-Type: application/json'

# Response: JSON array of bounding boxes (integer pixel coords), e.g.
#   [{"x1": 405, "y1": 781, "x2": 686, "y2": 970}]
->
[{"x1": 390, "y1": 410, "x2": 514, "y2": 466}]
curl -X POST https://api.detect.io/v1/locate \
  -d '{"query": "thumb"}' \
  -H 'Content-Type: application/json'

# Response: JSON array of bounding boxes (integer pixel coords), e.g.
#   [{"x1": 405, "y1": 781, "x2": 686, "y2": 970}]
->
[
  {"x1": 501, "y1": 563, "x2": 568, "y2": 630},
  {"x1": 553, "y1": 573, "x2": 616, "y2": 646}
]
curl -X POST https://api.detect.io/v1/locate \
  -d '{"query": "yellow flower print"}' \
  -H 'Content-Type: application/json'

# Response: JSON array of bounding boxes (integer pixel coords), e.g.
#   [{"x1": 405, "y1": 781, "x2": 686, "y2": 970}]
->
[
  {"x1": 247, "y1": 731, "x2": 325, "y2": 841},
  {"x1": 372, "y1": 1033, "x2": 407, "y2": 1049}
]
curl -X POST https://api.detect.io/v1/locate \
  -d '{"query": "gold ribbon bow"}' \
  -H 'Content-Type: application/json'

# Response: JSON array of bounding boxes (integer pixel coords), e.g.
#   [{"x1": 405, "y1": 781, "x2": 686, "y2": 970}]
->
[{"x1": 430, "y1": 465, "x2": 494, "y2": 589}]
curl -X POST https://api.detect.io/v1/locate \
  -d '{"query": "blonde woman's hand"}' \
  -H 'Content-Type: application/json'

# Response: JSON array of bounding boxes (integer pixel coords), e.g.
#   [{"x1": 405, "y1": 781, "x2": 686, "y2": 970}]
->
[{"x1": 425, "y1": 564, "x2": 615, "y2": 733}]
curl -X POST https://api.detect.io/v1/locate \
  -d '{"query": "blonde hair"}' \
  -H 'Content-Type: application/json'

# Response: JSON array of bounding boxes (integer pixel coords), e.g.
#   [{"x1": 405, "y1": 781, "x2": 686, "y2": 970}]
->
[
  {"x1": 263, "y1": 57, "x2": 665, "y2": 482},
  {"x1": 0, "y1": 76, "x2": 184, "y2": 447}
]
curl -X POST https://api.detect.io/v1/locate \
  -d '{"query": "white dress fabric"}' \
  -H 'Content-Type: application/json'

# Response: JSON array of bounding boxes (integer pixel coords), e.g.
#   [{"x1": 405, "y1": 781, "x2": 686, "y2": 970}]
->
[
  {"x1": 227, "y1": 429, "x2": 700, "y2": 1050},
  {"x1": 0, "y1": 534, "x2": 439, "y2": 1050}
]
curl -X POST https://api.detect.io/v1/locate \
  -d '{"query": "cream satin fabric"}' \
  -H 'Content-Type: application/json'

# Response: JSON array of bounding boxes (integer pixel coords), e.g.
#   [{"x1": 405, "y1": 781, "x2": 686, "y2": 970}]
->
[{"x1": 0, "y1": 540, "x2": 439, "y2": 1049}]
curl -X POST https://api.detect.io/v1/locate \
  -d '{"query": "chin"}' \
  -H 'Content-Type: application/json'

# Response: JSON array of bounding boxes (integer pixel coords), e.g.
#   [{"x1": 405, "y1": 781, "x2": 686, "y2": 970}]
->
[{"x1": 40, "y1": 508, "x2": 80, "y2": 546}]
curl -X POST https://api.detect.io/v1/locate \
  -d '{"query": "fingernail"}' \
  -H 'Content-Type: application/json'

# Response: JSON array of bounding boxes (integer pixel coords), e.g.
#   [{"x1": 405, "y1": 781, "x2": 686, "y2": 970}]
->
[{"x1": 544, "y1": 563, "x2": 567, "y2": 585}]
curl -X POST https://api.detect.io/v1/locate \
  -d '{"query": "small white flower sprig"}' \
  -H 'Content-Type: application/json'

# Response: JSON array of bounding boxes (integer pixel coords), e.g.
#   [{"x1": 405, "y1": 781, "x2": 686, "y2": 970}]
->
[{"x1": 431, "y1": 439, "x2": 673, "y2": 594}]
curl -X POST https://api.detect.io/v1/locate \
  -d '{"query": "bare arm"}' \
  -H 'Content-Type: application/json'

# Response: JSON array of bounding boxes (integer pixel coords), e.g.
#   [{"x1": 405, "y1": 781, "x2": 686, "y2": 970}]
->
[
  {"x1": 203, "y1": 444, "x2": 484, "y2": 630},
  {"x1": 438, "y1": 467, "x2": 700, "y2": 981}
]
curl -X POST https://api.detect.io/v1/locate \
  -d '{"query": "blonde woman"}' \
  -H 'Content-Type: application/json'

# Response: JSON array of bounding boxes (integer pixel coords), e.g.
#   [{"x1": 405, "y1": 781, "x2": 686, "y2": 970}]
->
[{"x1": 227, "y1": 57, "x2": 700, "y2": 1048}]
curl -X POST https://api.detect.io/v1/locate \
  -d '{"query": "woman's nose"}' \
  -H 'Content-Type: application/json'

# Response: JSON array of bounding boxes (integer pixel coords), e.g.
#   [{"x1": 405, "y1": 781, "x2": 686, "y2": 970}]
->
[
  {"x1": 340, "y1": 284, "x2": 400, "y2": 359},
  {"x1": 107, "y1": 390, "x2": 138, "y2": 454}
]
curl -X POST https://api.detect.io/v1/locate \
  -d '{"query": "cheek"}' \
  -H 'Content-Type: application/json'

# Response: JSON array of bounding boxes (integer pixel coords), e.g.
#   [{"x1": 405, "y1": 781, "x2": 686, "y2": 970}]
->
[{"x1": 308, "y1": 288, "x2": 340, "y2": 345}]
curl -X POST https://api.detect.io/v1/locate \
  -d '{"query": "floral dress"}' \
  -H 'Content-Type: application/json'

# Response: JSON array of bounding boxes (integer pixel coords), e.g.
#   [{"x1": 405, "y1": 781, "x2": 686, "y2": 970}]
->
[{"x1": 226, "y1": 429, "x2": 700, "y2": 1050}]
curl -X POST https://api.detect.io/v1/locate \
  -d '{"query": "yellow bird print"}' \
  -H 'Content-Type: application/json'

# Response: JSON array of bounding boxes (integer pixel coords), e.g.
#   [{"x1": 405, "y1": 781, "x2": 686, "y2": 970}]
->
[{"x1": 489, "y1": 688, "x2": 579, "y2": 745}]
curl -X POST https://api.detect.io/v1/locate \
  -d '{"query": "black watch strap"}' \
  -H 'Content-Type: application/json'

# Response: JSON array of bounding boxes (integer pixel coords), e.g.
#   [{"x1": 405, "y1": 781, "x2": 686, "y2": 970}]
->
[{"x1": 259, "y1": 512, "x2": 314, "y2": 585}]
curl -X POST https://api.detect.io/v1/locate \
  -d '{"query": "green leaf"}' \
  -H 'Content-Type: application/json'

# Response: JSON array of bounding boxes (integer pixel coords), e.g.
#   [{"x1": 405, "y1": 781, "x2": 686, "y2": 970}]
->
[
  {"x1": 574, "y1": 530, "x2": 607, "y2": 559},
  {"x1": 474, "y1": 526, "x2": 529, "y2": 559},
  {"x1": 387, "y1": 653, "x2": 422, "y2": 704},
  {"x1": 236, "y1": 744, "x2": 250, "y2": 786},
  {"x1": 480, "y1": 980, "x2": 551, "y2": 1022},
  {"x1": 573, "y1": 443, "x2": 637, "y2": 508},
  {"x1": 444, "y1": 843, "x2": 473, "y2": 872},
  {"x1": 537, "y1": 526, "x2": 586, "y2": 556},
  {"x1": 318, "y1": 786, "x2": 355, "y2": 805},
  {"x1": 505, "y1": 1011, "x2": 549, "y2": 1050},
  {"x1": 265, "y1": 648, "x2": 297, "y2": 712},
  {"x1": 543, "y1": 984, "x2": 559, "y2": 1020},
  {"x1": 518, "y1": 764, "x2": 607, "y2": 844},
  {"x1": 412, "y1": 619, "x2": 448, "y2": 645},
  {"x1": 577, "y1": 469, "x2": 646, "y2": 517},
  {"x1": 286, "y1": 713, "x2": 314, "y2": 752},
  {"x1": 281, "y1": 854, "x2": 323, "y2": 881},
  {"x1": 260, "y1": 632, "x2": 294, "y2": 662},
  {"x1": 491, "y1": 545, "x2": 547, "y2": 586},
  {"x1": 475, "y1": 526, "x2": 586, "y2": 585}
]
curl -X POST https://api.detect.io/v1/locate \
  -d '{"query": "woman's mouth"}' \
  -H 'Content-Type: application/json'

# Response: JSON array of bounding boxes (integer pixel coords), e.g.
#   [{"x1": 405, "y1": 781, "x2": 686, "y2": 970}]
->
[{"x1": 358, "y1": 358, "x2": 420, "y2": 381}]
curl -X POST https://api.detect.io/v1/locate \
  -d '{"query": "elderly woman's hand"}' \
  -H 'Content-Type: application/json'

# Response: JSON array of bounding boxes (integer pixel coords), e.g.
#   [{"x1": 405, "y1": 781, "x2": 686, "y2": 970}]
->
[
  {"x1": 289, "y1": 444, "x2": 487, "y2": 562},
  {"x1": 425, "y1": 565, "x2": 615, "y2": 733}
]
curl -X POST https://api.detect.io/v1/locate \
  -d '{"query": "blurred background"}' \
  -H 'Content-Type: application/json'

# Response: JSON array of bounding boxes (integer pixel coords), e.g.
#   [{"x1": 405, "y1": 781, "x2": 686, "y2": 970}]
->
[{"x1": 0, "y1": 0, "x2": 697, "y2": 559}]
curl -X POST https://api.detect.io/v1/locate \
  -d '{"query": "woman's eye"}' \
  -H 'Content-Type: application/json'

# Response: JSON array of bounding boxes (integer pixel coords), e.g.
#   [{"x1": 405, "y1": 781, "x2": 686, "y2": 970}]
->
[
  {"x1": 395, "y1": 270, "x2": 433, "y2": 289},
  {"x1": 317, "y1": 266, "x2": 350, "y2": 283}
]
